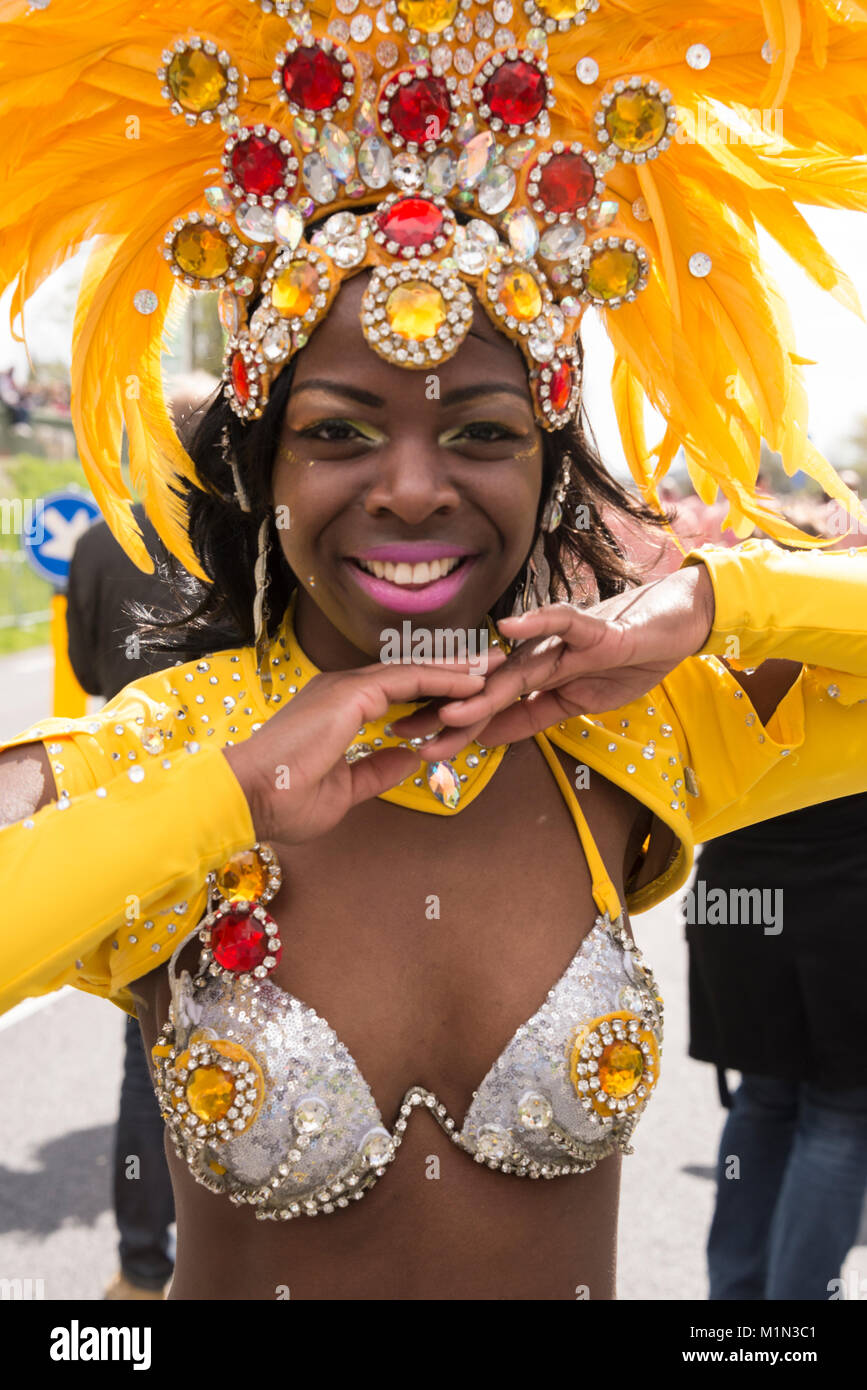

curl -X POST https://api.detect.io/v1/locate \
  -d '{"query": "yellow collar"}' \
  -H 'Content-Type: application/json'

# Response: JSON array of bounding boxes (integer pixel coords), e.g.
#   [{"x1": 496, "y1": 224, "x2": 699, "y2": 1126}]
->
[{"x1": 264, "y1": 590, "x2": 511, "y2": 815}]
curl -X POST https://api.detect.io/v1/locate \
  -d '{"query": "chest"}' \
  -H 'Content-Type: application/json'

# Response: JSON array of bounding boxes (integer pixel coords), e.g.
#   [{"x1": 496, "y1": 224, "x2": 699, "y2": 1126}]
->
[{"x1": 140, "y1": 739, "x2": 640, "y2": 1127}]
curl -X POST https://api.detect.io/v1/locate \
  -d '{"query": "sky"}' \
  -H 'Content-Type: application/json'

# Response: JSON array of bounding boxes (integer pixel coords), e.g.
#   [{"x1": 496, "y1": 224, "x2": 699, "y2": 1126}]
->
[{"x1": 2, "y1": 205, "x2": 867, "y2": 480}]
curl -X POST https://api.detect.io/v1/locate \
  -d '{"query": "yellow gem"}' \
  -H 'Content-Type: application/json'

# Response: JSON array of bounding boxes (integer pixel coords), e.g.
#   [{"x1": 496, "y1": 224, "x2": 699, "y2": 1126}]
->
[
  {"x1": 598, "y1": 1040, "x2": 644, "y2": 1098},
  {"x1": 167, "y1": 50, "x2": 229, "y2": 115},
  {"x1": 497, "y1": 268, "x2": 543, "y2": 322},
  {"x1": 186, "y1": 1065, "x2": 234, "y2": 1122},
  {"x1": 385, "y1": 281, "x2": 447, "y2": 340},
  {"x1": 216, "y1": 849, "x2": 268, "y2": 903},
  {"x1": 397, "y1": 0, "x2": 459, "y2": 33},
  {"x1": 173, "y1": 225, "x2": 232, "y2": 280},
  {"x1": 207, "y1": 1159, "x2": 227, "y2": 1176},
  {"x1": 536, "y1": 0, "x2": 588, "y2": 18},
  {"x1": 585, "y1": 245, "x2": 641, "y2": 301},
  {"x1": 604, "y1": 90, "x2": 668, "y2": 153},
  {"x1": 272, "y1": 260, "x2": 319, "y2": 317}
]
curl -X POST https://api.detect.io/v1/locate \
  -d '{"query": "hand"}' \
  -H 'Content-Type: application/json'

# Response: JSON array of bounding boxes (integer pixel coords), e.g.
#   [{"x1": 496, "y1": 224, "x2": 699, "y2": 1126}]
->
[
  {"x1": 221, "y1": 651, "x2": 505, "y2": 845},
  {"x1": 392, "y1": 563, "x2": 716, "y2": 759}
]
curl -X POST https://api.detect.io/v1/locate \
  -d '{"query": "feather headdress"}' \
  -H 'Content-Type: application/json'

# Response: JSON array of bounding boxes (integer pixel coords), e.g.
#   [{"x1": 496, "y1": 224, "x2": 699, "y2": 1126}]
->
[{"x1": 2, "y1": 0, "x2": 867, "y2": 578}]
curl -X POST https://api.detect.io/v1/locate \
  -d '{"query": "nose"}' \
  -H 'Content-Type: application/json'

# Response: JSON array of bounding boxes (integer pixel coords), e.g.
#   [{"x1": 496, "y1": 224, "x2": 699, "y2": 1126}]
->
[{"x1": 362, "y1": 434, "x2": 461, "y2": 525}]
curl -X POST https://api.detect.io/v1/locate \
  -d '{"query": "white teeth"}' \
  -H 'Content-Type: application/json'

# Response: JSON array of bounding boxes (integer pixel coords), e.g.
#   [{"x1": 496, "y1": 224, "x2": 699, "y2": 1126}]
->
[{"x1": 356, "y1": 556, "x2": 463, "y2": 586}]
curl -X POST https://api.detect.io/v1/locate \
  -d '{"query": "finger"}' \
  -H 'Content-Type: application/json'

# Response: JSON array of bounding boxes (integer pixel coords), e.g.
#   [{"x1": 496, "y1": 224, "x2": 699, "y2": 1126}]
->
[
  {"x1": 432, "y1": 638, "x2": 565, "y2": 725},
  {"x1": 347, "y1": 745, "x2": 422, "y2": 806},
  {"x1": 415, "y1": 717, "x2": 492, "y2": 762},
  {"x1": 387, "y1": 648, "x2": 508, "y2": 740}
]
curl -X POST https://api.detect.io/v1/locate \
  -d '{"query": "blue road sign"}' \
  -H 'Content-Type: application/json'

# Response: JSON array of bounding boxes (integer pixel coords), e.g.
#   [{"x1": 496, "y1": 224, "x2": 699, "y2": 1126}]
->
[{"x1": 21, "y1": 488, "x2": 101, "y2": 588}]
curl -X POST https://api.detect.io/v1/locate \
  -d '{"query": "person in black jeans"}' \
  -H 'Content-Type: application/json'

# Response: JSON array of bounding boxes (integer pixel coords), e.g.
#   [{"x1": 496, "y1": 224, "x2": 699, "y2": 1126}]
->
[{"x1": 65, "y1": 499, "x2": 190, "y2": 1299}]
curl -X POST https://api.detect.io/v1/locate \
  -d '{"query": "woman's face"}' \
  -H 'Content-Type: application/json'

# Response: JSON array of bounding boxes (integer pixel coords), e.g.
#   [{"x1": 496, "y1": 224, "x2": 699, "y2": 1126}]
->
[{"x1": 271, "y1": 271, "x2": 544, "y2": 667}]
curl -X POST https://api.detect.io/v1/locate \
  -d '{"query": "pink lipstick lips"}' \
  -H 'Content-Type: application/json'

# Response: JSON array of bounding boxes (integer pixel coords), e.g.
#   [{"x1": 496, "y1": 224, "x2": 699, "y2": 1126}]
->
[{"x1": 344, "y1": 542, "x2": 479, "y2": 614}]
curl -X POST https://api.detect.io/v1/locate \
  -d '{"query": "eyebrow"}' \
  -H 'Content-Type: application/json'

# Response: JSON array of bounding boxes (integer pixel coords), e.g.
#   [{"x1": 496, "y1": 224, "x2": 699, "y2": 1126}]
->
[{"x1": 290, "y1": 378, "x2": 530, "y2": 409}]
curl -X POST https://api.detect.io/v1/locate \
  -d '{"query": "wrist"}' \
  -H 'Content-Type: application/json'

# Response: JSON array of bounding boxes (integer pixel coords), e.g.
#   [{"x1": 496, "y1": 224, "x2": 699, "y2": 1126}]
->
[{"x1": 221, "y1": 743, "x2": 274, "y2": 843}]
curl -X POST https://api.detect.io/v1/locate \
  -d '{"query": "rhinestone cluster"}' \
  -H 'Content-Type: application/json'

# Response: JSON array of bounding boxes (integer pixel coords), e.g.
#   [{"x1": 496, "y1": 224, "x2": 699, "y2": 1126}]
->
[{"x1": 149, "y1": 2, "x2": 679, "y2": 427}]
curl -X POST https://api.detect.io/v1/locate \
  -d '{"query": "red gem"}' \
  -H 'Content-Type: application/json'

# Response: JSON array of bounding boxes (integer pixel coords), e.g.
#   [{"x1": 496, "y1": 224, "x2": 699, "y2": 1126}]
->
[
  {"x1": 211, "y1": 908, "x2": 281, "y2": 973},
  {"x1": 231, "y1": 351, "x2": 250, "y2": 404},
  {"x1": 482, "y1": 59, "x2": 546, "y2": 126},
  {"x1": 387, "y1": 73, "x2": 452, "y2": 145},
  {"x1": 535, "y1": 153, "x2": 595, "y2": 215},
  {"x1": 549, "y1": 362, "x2": 573, "y2": 413},
  {"x1": 231, "y1": 132, "x2": 290, "y2": 198},
  {"x1": 377, "y1": 196, "x2": 445, "y2": 248},
  {"x1": 282, "y1": 44, "x2": 345, "y2": 112}
]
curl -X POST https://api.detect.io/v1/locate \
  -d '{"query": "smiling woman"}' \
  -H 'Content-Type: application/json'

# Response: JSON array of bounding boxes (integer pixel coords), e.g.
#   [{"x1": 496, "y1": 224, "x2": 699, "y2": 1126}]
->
[{"x1": 3, "y1": 0, "x2": 867, "y2": 1305}]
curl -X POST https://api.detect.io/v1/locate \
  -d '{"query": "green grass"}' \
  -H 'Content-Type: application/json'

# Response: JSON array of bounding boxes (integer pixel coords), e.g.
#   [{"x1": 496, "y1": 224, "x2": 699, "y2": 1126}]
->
[{"x1": 0, "y1": 453, "x2": 91, "y2": 656}]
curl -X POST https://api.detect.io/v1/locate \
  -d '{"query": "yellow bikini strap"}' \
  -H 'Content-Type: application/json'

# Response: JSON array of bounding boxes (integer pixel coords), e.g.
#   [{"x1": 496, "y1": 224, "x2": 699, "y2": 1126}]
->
[{"x1": 533, "y1": 730, "x2": 623, "y2": 923}]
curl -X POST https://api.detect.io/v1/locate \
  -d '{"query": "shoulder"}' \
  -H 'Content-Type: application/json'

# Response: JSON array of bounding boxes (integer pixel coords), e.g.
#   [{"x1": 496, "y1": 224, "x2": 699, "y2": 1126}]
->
[{"x1": 0, "y1": 642, "x2": 271, "y2": 806}]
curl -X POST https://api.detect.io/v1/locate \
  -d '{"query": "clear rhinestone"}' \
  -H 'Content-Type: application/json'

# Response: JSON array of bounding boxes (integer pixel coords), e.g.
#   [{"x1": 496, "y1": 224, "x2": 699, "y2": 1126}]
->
[
  {"x1": 391, "y1": 152, "x2": 425, "y2": 192},
  {"x1": 457, "y1": 131, "x2": 496, "y2": 189},
  {"x1": 586, "y1": 199, "x2": 618, "y2": 231},
  {"x1": 293, "y1": 116, "x2": 317, "y2": 153},
  {"x1": 688, "y1": 251, "x2": 712, "y2": 277},
  {"x1": 631, "y1": 197, "x2": 650, "y2": 221},
  {"x1": 350, "y1": 13, "x2": 373, "y2": 41},
  {"x1": 517, "y1": 1091, "x2": 553, "y2": 1130},
  {"x1": 505, "y1": 136, "x2": 535, "y2": 168},
  {"x1": 454, "y1": 112, "x2": 477, "y2": 146},
  {"x1": 761, "y1": 39, "x2": 775, "y2": 63},
  {"x1": 425, "y1": 148, "x2": 458, "y2": 195},
  {"x1": 274, "y1": 204, "x2": 304, "y2": 249},
  {"x1": 478, "y1": 164, "x2": 515, "y2": 215},
  {"x1": 686, "y1": 43, "x2": 711, "y2": 70},
  {"x1": 576, "y1": 57, "x2": 599, "y2": 84},
  {"x1": 322, "y1": 123, "x2": 356, "y2": 183},
  {"x1": 528, "y1": 325, "x2": 555, "y2": 361},
  {"x1": 302, "y1": 152, "x2": 337, "y2": 204},
  {"x1": 501, "y1": 208, "x2": 539, "y2": 259},
  {"x1": 133, "y1": 290, "x2": 158, "y2": 315},
  {"x1": 476, "y1": 1124, "x2": 511, "y2": 1159},
  {"x1": 539, "y1": 220, "x2": 584, "y2": 260},
  {"x1": 262, "y1": 325, "x2": 292, "y2": 362},
  {"x1": 294, "y1": 1096, "x2": 329, "y2": 1134},
  {"x1": 236, "y1": 204, "x2": 275, "y2": 241},
  {"x1": 376, "y1": 40, "x2": 399, "y2": 68},
  {"x1": 205, "y1": 186, "x2": 234, "y2": 216},
  {"x1": 358, "y1": 136, "x2": 392, "y2": 189},
  {"x1": 360, "y1": 1127, "x2": 393, "y2": 1167}
]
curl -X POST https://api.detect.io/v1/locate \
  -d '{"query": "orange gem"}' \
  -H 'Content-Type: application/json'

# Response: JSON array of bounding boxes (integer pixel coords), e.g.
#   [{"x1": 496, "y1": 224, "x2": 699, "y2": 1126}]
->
[
  {"x1": 167, "y1": 50, "x2": 229, "y2": 115},
  {"x1": 536, "y1": 0, "x2": 589, "y2": 17},
  {"x1": 385, "y1": 281, "x2": 447, "y2": 340},
  {"x1": 496, "y1": 268, "x2": 543, "y2": 322},
  {"x1": 173, "y1": 224, "x2": 232, "y2": 280},
  {"x1": 271, "y1": 260, "x2": 319, "y2": 317},
  {"x1": 186, "y1": 1065, "x2": 234, "y2": 1122},
  {"x1": 216, "y1": 849, "x2": 268, "y2": 903},
  {"x1": 604, "y1": 90, "x2": 668, "y2": 154},
  {"x1": 397, "y1": 0, "x2": 459, "y2": 32},
  {"x1": 598, "y1": 1040, "x2": 644, "y2": 1097},
  {"x1": 584, "y1": 245, "x2": 641, "y2": 301}
]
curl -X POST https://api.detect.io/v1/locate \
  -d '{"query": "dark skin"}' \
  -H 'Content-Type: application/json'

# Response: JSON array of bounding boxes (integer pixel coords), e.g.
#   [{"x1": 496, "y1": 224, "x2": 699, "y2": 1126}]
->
[{"x1": 0, "y1": 273, "x2": 803, "y2": 1299}]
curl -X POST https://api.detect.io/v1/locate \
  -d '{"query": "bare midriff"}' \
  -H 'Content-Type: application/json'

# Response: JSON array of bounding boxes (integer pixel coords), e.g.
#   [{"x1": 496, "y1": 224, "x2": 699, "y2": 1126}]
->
[{"x1": 132, "y1": 736, "x2": 674, "y2": 1300}]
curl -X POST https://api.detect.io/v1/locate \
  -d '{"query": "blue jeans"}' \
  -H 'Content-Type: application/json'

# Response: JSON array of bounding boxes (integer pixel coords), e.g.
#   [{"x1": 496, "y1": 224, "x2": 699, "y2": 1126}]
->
[
  {"x1": 708, "y1": 1074, "x2": 867, "y2": 1300},
  {"x1": 113, "y1": 1016, "x2": 176, "y2": 1290}
]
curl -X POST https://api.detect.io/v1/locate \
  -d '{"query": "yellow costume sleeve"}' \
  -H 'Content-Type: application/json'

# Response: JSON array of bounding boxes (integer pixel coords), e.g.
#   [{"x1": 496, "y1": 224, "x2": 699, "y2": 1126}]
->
[
  {"x1": 0, "y1": 740, "x2": 255, "y2": 1019},
  {"x1": 666, "y1": 540, "x2": 867, "y2": 842}
]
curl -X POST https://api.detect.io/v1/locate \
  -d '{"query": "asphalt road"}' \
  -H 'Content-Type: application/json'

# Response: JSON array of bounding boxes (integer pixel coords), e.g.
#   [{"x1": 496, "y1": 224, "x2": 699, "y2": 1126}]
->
[{"x1": 0, "y1": 648, "x2": 864, "y2": 1300}]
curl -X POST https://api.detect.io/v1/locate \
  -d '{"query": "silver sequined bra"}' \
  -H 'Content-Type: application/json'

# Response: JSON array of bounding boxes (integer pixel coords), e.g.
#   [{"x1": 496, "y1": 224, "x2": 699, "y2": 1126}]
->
[{"x1": 151, "y1": 863, "x2": 664, "y2": 1222}]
